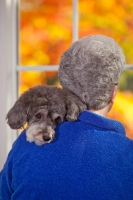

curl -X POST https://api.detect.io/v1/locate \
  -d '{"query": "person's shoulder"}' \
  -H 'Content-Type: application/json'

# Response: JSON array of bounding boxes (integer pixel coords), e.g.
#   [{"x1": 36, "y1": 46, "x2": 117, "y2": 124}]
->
[
  {"x1": 10, "y1": 129, "x2": 32, "y2": 158},
  {"x1": 115, "y1": 132, "x2": 133, "y2": 148},
  {"x1": 12, "y1": 129, "x2": 27, "y2": 148}
]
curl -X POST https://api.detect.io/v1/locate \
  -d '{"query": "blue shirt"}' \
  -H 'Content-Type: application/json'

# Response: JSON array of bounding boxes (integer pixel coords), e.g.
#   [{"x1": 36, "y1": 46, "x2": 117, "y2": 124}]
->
[{"x1": 0, "y1": 111, "x2": 133, "y2": 200}]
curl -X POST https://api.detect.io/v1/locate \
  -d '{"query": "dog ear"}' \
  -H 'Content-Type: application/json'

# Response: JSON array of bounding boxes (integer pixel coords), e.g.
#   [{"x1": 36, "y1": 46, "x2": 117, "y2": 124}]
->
[
  {"x1": 6, "y1": 100, "x2": 28, "y2": 129},
  {"x1": 51, "y1": 113, "x2": 64, "y2": 125},
  {"x1": 6, "y1": 98, "x2": 30, "y2": 130},
  {"x1": 6, "y1": 85, "x2": 49, "y2": 130}
]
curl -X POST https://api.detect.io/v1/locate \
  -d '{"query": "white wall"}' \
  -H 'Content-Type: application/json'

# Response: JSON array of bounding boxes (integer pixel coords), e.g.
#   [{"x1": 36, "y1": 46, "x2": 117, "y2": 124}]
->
[
  {"x1": 0, "y1": 0, "x2": 17, "y2": 170},
  {"x1": 0, "y1": 0, "x2": 8, "y2": 170}
]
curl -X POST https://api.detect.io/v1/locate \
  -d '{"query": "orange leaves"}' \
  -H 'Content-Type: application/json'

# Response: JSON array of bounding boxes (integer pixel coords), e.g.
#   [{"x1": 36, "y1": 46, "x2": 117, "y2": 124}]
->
[
  {"x1": 79, "y1": 0, "x2": 133, "y2": 63},
  {"x1": 19, "y1": 71, "x2": 59, "y2": 94},
  {"x1": 32, "y1": 17, "x2": 47, "y2": 29},
  {"x1": 108, "y1": 91, "x2": 133, "y2": 139},
  {"x1": 19, "y1": 0, "x2": 133, "y2": 140},
  {"x1": 19, "y1": 0, "x2": 72, "y2": 93},
  {"x1": 19, "y1": 0, "x2": 72, "y2": 66},
  {"x1": 19, "y1": 71, "x2": 46, "y2": 94}
]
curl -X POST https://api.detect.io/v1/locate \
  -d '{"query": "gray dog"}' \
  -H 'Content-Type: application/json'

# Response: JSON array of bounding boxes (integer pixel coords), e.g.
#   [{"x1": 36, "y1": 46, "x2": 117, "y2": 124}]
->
[{"x1": 6, "y1": 85, "x2": 87, "y2": 145}]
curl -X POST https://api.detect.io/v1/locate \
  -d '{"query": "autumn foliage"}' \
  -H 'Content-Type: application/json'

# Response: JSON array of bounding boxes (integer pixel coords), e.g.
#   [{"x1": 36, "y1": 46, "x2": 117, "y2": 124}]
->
[{"x1": 19, "y1": 0, "x2": 133, "y2": 139}]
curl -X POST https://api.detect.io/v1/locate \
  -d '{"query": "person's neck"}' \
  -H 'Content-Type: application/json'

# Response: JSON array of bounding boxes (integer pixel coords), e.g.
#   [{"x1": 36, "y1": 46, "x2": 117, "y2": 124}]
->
[{"x1": 89, "y1": 103, "x2": 112, "y2": 118}]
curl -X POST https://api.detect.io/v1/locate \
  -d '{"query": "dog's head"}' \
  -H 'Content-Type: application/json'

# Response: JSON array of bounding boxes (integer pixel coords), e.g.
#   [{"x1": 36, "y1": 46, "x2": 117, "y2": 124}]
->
[
  {"x1": 26, "y1": 105, "x2": 63, "y2": 145},
  {"x1": 6, "y1": 85, "x2": 87, "y2": 146},
  {"x1": 6, "y1": 95, "x2": 64, "y2": 146}
]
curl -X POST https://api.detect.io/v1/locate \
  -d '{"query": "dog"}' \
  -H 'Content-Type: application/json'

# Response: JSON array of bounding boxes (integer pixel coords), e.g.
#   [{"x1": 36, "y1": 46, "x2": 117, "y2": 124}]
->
[{"x1": 6, "y1": 85, "x2": 87, "y2": 145}]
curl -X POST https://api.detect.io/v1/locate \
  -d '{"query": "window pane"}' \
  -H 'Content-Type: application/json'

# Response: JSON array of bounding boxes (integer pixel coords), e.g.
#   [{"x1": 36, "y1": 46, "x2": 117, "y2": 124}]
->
[
  {"x1": 19, "y1": 71, "x2": 59, "y2": 94},
  {"x1": 79, "y1": 0, "x2": 133, "y2": 63},
  {"x1": 19, "y1": 0, "x2": 72, "y2": 66},
  {"x1": 108, "y1": 70, "x2": 133, "y2": 139}
]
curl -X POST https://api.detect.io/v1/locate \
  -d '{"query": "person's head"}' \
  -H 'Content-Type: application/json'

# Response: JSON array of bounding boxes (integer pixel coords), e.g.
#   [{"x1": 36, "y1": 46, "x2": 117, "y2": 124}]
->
[{"x1": 58, "y1": 35, "x2": 125, "y2": 110}]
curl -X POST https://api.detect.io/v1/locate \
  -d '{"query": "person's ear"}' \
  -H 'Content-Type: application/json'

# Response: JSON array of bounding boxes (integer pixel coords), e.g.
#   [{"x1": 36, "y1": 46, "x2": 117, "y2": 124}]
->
[{"x1": 110, "y1": 85, "x2": 118, "y2": 104}]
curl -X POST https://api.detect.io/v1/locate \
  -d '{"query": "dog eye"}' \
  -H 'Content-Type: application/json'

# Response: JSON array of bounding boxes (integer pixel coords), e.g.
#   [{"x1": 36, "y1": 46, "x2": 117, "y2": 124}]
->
[
  {"x1": 54, "y1": 116, "x2": 62, "y2": 125},
  {"x1": 35, "y1": 113, "x2": 41, "y2": 119}
]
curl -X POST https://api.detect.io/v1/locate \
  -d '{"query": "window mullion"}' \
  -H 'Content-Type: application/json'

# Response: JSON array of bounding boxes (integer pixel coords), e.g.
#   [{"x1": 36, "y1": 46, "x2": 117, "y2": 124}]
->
[{"x1": 72, "y1": 0, "x2": 78, "y2": 42}]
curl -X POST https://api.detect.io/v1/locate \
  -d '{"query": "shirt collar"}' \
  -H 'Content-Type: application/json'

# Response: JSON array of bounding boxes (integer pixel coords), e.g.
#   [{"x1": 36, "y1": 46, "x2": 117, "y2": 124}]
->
[{"x1": 78, "y1": 110, "x2": 126, "y2": 136}]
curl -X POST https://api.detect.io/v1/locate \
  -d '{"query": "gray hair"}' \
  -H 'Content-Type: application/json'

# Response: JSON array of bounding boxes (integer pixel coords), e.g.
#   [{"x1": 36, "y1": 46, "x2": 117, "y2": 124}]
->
[{"x1": 58, "y1": 35, "x2": 125, "y2": 110}]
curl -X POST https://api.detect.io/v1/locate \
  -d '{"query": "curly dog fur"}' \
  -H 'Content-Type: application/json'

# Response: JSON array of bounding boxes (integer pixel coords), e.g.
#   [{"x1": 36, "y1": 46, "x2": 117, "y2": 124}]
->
[{"x1": 6, "y1": 85, "x2": 87, "y2": 145}]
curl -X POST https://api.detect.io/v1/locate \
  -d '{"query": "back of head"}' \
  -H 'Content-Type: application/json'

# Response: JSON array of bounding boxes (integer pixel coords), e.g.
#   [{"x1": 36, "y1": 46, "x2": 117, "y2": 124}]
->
[{"x1": 58, "y1": 35, "x2": 125, "y2": 110}]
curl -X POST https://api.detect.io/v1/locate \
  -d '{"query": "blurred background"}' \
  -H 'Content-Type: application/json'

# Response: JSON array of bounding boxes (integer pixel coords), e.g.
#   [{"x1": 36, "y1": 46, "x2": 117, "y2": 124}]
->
[
  {"x1": 0, "y1": 0, "x2": 133, "y2": 169},
  {"x1": 19, "y1": 0, "x2": 133, "y2": 138}
]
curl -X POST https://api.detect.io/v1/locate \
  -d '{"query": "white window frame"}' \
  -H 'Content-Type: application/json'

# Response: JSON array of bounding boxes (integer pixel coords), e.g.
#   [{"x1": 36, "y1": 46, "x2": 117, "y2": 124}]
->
[
  {"x1": 0, "y1": 0, "x2": 133, "y2": 169},
  {"x1": 0, "y1": 0, "x2": 8, "y2": 170}
]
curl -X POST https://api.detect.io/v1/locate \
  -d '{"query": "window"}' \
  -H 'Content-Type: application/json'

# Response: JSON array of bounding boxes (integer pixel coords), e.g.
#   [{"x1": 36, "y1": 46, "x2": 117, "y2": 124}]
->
[
  {"x1": 19, "y1": 0, "x2": 73, "y2": 94},
  {"x1": 18, "y1": 0, "x2": 133, "y2": 139},
  {"x1": 1, "y1": 0, "x2": 133, "y2": 166}
]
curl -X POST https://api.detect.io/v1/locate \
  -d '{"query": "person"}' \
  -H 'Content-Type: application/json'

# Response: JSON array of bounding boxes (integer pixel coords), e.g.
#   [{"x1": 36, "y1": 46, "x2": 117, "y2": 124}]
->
[{"x1": 0, "y1": 35, "x2": 133, "y2": 200}]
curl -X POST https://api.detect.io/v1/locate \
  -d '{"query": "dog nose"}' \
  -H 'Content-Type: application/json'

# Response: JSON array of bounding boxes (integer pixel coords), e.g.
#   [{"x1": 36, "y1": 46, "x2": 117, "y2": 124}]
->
[{"x1": 43, "y1": 135, "x2": 52, "y2": 142}]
